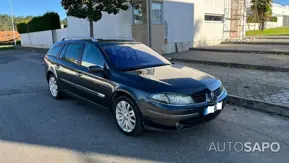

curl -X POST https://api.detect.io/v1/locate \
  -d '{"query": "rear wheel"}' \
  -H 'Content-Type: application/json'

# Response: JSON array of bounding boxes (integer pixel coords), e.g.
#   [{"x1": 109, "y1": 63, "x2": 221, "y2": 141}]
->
[{"x1": 114, "y1": 96, "x2": 143, "y2": 136}]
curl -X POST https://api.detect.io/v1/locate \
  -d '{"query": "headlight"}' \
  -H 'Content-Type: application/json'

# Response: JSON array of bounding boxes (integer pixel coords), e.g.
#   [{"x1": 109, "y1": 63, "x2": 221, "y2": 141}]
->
[{"x1": 150, "y1": 93, "x2": 194, "y2": 105}]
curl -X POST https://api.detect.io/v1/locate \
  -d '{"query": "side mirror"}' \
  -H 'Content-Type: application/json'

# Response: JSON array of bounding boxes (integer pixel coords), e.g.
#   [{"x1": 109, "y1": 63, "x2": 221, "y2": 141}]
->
[{"x1": 88, "y1": 65, "x2": 105, "y2": 73}]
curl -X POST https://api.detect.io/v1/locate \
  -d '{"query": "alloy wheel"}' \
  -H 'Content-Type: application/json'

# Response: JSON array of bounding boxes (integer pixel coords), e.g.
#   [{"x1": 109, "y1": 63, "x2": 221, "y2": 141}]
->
[
  {"x1": 115, "y1": 101, "x2": 136, "y2": 133},
  {"x1": 49, "y1": 76, "x2": 58, "y2": 97}
]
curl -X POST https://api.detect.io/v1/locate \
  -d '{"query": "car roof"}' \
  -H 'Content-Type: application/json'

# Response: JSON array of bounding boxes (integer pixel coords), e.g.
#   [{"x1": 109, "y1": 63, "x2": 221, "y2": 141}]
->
[{"x1": 53, "y1": 37, "x2": 138, "y2": 47}]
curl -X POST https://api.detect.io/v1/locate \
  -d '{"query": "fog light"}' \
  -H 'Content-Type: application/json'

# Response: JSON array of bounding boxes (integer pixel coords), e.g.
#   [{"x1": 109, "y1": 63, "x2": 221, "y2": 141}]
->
[{"x1": 176, "y1": 122, "x2": 183, "y2": 129}]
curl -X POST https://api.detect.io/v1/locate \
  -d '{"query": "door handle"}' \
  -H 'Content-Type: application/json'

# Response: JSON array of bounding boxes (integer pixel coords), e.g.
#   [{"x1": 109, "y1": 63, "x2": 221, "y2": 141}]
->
[
  {"x1": 56, "y1": 65, "x2": 60, "y2": 69},
  {"x1": 76, "y1": 72, "x2": 82, "y2": 77}
]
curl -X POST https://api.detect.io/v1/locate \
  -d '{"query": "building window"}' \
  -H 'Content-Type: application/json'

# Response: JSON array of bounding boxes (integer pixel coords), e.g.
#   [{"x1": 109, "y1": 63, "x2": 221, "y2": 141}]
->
[
  {"x1": 205, "y1": 14, "x2": 223, "y2": 22},
  {"x1": 152, "y1": 2, "x2": 163, "y2": 24},
  {"x1": 133, "y1": 3, "x2": 143, "y2": 24}
]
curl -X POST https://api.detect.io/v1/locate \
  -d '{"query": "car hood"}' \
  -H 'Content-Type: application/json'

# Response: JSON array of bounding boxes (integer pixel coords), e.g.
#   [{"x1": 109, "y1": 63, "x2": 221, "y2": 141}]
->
[{"x1": 125, "y1": 64, "x2": 218, "y2": 93}]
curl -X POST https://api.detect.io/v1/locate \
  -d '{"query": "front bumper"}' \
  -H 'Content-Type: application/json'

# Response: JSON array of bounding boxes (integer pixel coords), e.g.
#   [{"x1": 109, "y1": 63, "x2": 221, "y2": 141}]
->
[{"x1": 140, "y1": 90, "x2": 228, "y2": 130}]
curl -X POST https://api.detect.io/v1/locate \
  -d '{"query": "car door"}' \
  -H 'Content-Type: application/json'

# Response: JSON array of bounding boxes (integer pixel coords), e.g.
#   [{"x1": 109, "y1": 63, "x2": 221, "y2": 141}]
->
[
  {"x1": 77, "y1": 43, "x2": 114, "y2": 108},
  {"x1": 56, "y1": 43, "x2": 85, "y2": 96}
]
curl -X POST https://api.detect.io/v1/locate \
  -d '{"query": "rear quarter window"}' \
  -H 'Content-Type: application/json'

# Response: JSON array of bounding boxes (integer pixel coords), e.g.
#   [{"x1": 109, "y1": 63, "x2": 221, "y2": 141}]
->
[{"x1": 47, "y1": 45, "x2": 64, "y2": 57}]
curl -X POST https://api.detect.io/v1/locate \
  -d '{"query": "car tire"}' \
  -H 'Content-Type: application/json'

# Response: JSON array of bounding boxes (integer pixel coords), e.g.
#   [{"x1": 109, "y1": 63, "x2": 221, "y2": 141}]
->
[
  {"x1": 113, "y1": 96, "x2": 143, "y2": 136},
  {"x1": 48, "y1": 74, "x2": 62, "y2": 99}
]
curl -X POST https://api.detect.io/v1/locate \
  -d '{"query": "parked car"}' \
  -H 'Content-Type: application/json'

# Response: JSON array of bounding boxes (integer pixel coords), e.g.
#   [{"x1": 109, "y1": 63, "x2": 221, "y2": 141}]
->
[{"x1": 44, "y1": 38, "x2": 228, "y2": 136}]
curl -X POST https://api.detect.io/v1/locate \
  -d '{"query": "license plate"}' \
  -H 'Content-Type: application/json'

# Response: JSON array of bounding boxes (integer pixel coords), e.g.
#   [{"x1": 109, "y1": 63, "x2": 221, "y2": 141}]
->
[{"x1": 204, "y1": 101, "x2": 223, "y2": 116}]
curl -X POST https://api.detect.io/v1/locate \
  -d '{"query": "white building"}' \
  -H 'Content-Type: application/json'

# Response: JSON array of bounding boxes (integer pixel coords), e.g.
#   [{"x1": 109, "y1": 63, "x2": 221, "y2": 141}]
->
[
  {"x1": 246, "y1": 3, "x2": 289, "y2": 30},
  {"x1": 271, "y1": 3, "x2": 289, "y2": 27}
]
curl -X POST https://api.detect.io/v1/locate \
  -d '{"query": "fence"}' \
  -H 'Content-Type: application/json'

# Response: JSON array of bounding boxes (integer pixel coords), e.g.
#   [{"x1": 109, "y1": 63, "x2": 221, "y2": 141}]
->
[
  {"x1": 20, "y1": 28, "x2": 68, "y2": 48},
  {"x1": 246, "y1": 22, "x2": 281, "y2": 31}
]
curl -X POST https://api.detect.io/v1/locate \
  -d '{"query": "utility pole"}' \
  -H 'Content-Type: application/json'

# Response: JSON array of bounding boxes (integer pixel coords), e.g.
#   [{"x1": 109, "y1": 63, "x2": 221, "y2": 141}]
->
[
  {"x1": 9, "y1": 0, "x2": 17, "y2": 46},
  {"x1": 146, "y1": 0, "x2": 152, "y2": 47}
]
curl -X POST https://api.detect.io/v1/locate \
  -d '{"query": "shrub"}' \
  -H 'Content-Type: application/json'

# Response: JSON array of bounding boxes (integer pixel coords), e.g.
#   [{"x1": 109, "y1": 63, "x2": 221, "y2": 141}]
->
[
  {"x1": 17, "y1": 22, "x2": 28, "y2": 34},
  {"x1": 17, "y1": 12, "x2": 61, "y2": 34},
  {"x1": 269, "y1": 16, "x2": 278, "y2": 22}
]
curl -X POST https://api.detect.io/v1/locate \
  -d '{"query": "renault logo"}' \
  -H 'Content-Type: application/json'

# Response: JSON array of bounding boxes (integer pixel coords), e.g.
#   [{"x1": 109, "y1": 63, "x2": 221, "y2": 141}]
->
[{"x1": 207, "y1": 92, "x2": 217, "y2": 102}]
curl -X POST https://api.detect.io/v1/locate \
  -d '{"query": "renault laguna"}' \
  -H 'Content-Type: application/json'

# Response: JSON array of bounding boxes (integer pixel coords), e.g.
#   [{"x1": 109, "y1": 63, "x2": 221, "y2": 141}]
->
[{"x1": 44, "y1": 38, "x2": 228, "y2": 136}]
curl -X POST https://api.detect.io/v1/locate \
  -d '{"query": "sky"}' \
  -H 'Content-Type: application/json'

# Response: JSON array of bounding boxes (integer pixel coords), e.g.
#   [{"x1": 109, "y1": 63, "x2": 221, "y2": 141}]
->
[
  {"x1": 275, "y1": 0, "x2": 289, "y2": 6},
  {"x1": 0, "y1": 0, "x2": 289, "y2": 20},
  {"x1": 0, "y1": 0, "x2": 67, "y2": 19}
]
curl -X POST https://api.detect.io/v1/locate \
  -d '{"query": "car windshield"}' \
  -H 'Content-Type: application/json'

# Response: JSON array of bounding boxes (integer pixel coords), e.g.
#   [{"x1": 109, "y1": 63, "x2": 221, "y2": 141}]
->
[{"x1": 102, "y1": 43, "x2": 171, "y2": 71}]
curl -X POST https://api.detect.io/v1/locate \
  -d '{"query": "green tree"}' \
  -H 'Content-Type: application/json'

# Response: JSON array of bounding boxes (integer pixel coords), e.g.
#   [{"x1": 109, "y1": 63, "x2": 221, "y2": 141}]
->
[
  {"x1": 251, "y1": 0, "x2": 273, "y2": 31},
  {"x1": 0, "y1": 14, "x2": 33, "y2": 31},
  {"x1": 61, "y1": 0, "x2": 130, "y2": 37}
]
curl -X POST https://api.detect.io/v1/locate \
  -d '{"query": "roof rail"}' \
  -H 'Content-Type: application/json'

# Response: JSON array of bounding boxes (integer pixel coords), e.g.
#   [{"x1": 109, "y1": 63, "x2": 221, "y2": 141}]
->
[
  {"x1": 96, "y1": 37, "x2": 135, "y2": 41},
  {"x1": 61, "y1": 37, "x2": 98, "y2": 42}
]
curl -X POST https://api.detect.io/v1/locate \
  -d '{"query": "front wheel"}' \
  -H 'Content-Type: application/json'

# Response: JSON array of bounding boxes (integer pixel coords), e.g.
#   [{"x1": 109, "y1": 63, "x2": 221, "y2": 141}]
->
[
  {"x1": 48, "y1": 74, "x2": 62, "y2": 99},
  {"x1": 114, "y1": 96, "x2": 143, "y2": 136}
]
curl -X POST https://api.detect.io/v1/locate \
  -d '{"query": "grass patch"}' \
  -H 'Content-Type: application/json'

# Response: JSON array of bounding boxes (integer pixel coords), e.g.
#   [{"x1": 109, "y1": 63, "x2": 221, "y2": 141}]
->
[
  {"x1": 0, "y1": 45, "x2": 16, "y2": 51},
  {"x1": 246, "y1": 27, "x2": 289, "y2": 36}
]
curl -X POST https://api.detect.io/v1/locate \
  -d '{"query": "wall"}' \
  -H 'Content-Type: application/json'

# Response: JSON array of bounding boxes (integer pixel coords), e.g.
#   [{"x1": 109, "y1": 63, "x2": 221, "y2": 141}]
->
[
  {"x1": 246, "y1": 22, "x2": 282, "y2": 31},
  {"x1": 55, "y1": 28, "x2": 68, "y2": 42},
  {"x1": 20, "y1": 30, "x2": 54, "y2": 48},
  {"x1": 21, "y1": 10, "x2": 132, "y2": 49},
  {"x1": 191, "y1": 0, "x2": 226, "y2": 47},
  {"x1": 67, "y1": 9, "x2": 132, "y2": 38},
  {"x1": 162, "y1": 0, "x2": 194, "y2": 53},
  {"x1": 163, "y1": 0, "x2": 194, "y2": 43}
]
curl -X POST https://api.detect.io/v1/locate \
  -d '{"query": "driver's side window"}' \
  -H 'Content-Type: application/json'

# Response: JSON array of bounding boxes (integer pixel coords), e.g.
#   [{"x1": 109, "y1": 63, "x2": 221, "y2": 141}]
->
[{"x1": 81, "y1": 44, "x2": 105, "y2": 68}]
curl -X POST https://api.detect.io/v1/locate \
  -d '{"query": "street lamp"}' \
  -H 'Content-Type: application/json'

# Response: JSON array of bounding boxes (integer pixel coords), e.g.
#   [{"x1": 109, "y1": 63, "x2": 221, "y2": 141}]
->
[{"x1": 9, "y1": 0, "x2": 17, "y2": 46}]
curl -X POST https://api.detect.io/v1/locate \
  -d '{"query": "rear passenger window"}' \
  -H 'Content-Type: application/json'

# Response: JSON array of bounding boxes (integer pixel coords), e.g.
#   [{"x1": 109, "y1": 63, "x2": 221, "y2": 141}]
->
[
  {"x1": 63, "y1": 44, "x2": 83, "y2": 64},
  {"x1": 47, "y1": 45, "x2": 63, "y2": 57}
]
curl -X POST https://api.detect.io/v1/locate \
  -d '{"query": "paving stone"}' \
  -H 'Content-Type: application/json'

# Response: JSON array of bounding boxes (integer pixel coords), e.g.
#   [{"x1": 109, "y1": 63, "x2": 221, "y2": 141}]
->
[{"x1": 177, "y1": 62, "x2": 289, "y2": 107}]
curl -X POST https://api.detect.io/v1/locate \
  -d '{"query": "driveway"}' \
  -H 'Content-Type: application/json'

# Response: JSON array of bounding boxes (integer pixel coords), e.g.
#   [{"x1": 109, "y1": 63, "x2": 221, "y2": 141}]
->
[{"x1": 0, "y1": 49, "x2": 289, "y2": 163}]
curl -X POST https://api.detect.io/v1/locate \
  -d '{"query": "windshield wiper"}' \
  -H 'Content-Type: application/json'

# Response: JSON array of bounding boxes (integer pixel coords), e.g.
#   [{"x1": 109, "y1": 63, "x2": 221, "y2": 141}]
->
[{"x1": 118, "y1": 63, "x2": 170, "y2": 71}]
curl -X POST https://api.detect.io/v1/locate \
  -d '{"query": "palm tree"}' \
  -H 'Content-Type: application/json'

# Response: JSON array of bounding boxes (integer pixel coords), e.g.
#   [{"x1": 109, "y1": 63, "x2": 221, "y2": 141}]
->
[{"x1": 251, "y1": 0, "x2": 272, "y2": 31}]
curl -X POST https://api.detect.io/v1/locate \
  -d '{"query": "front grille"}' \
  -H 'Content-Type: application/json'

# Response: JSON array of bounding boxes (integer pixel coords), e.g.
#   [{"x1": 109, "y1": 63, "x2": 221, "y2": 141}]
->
[
  {"x1": 214, "y1": 87, "x2": 222, "y2": 97},
  {"x1": 192, "y1": 94, "x2": 206, "y2": 103},
  {"x1": 192, "y1": 87, "x2": 222, "y2": 104}
]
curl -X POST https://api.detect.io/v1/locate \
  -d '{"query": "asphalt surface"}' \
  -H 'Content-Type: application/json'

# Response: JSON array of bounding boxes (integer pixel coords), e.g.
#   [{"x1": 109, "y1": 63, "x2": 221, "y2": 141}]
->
[{"x1": 0, "y1": 49, "x2": 289, "y2": 163}]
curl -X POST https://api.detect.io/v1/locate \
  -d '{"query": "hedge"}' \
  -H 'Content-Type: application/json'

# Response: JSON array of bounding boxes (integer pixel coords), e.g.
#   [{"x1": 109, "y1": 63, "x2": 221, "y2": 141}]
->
[{"x1": 17, "y1": 12, "x2": 61, "y2": 34}]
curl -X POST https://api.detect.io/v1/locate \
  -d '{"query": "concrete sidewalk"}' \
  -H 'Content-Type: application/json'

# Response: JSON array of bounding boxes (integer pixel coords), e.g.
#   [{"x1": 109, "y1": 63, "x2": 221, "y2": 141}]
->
[
  {"x1": 166, "y1": 50, "x2": 289, "y2": 72},
  {"x1": 191, "y1": 44, "x2": 289, "y2": 54},
  {"x1": 176, "y1": 62, "x2": 289, "y2": 117}
]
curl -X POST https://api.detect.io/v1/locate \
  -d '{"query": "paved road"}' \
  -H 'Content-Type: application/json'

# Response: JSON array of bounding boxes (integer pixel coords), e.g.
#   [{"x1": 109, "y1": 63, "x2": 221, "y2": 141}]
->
[{"x1": 1, "y1": 49, "x2": 289, "y2": 163}]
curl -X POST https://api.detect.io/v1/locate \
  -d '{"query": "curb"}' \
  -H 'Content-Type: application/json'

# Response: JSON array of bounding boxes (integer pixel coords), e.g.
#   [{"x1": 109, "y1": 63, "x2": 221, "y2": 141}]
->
[
  {"x1": 171, "y1": 58, "x2": 289, "y2": 73},
  {"x1": 250, "y1": 36, "x2": 289, "y2": 40},
  {"x1": 228, "y1": 95, "x2": 289, "y2": 118},
  {"x1": 221, "y1": 41, "x2": 289, "y2": 45},
  {"x1": 189, "y1": 48, "x2": 289, "y2": 55}
]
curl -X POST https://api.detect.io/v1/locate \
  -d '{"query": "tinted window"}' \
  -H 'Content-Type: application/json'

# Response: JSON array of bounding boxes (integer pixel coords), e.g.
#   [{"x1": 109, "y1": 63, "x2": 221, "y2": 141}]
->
[
  {"x1": 102, "y1": 43, "x2": 170, "y2": 71},
  {"x1": 47, "y1": 45, "x2": 63, "y2": 57},
  {"x1": 81, "y1": 44, "x2": 105, "y2": 68},
  {"x1": 63, "y1": 44, "x2": 83, "y2": 64},
  {"x1": 133, "y1": 3, "x2": 143, "y2": 24},
  {"x1": 152, "y1": 2, "x2": 163, "y2": 24},
  {"x1": 205, "y1": 14, "x2": 223, "y2": 22}
]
